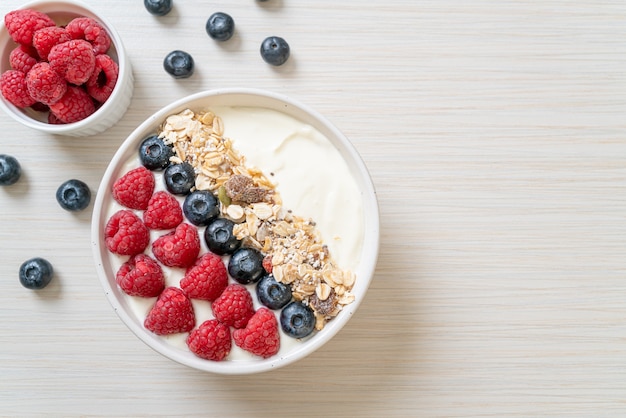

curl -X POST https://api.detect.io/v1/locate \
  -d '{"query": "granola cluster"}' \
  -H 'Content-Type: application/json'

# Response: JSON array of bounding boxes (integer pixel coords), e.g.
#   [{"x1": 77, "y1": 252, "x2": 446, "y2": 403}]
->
[{"x1": 158, "y1": 108, "x2": 355, "y2": 330}]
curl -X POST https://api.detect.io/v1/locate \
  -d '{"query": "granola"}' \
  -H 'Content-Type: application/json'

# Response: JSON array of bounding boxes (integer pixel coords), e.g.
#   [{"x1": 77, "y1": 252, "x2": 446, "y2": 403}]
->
[{"x1": 158, "y1": 108, "x2": 355, "y2": 330}]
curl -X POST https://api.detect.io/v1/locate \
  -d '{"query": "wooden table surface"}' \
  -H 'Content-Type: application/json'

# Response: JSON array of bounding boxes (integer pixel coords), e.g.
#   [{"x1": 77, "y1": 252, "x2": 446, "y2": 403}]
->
[{"x1": 1, "y1": 1, "x2": 625, "y2": 416}]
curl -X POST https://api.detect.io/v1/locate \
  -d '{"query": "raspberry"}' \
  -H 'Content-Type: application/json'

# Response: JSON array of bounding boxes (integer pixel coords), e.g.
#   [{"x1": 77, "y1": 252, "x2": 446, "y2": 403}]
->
[
  {"x1": 3, "y1": 10, "x2": 117, "y2": 125},
  {"x1": 32, "y1": 26, "x2": 71, "y2": 61},
  {"x1": 212, "y1": 284, "x2": 255, "y2": 329},
  {"x1": 262, "y1": 254, "x2": 273, "y2": 274},
  {"x1": 48, "y1": 112, "x2": 63, "y2": 124},
  {"x1": 111, "y1": 166, "x2": 155, "y2": 210},
  {"x1": 104, "y1": 209, "x2": 150, "y2": 256},
  {"x1": 48, "y1": 39, "x2": 96, "y2": 85},
  {"x1": 0, "y1": 70, "x2": 36, "y2": 108},
  {"x1": 65, "y1": 17, "x2": 111, "y2": 55},
  {"x1": 143, "y1": 190, "x2": 183, "y2": 230},
  {"x1": 25, "y1": 62, "x2": 67, "y2": 105},
  {"x1": 186, "y1": 319, "x2": 232, "y2": 361},
  {"x1": 152, "y1": 223, "x2": 201, "y2": 268},
  {"x1": 48, "y1": 85, "x2": 95, "y2": 123},
  {"x1": 86, "y1": 54, "x2": 118, "y2": 103},
  {"x1": 116, "y1": 254, "x2": 165, "y2": 297},
  {"x1": 9, "y1": 44, "x2": 39, "y2": 74},
  {"x1": 4, "y1": 9, "x2": 55, "y2": 45},
  {"x1": 144, "y1": 287, "x2": 195, "y2": 335},
  {"x1": 233, "y1": 307, "x2": 280, "y2": 358},
  {"x1": 180, "y1": 252, "x2": 228, "y2": 301}
]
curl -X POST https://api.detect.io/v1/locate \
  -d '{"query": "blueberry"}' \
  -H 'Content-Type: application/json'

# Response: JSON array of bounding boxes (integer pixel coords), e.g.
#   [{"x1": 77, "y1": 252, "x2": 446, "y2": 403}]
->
[
  {"x1": 19, "y1": 257, "x2": 54, "y2": 290},
  {"x1": 206, "y1": 12, "x2": 235, "y2": 42},
  {"x1": 228, "y1": 247, "x2": 265, "y2": 284},
  {"x1": 56, "y1": 179, "x2": 91, "y2": 211},
  {"x1": 256, "y1": 274, "x2": 292, "y2": 310},
  {"x1": 144, "y1": 0, "x2": 172, "y2": 16},
  {"x1": 0, "y1": 154, "x2": 21, "y2": 186},
  {"x1": 280, "y1": 301, "x2": 315, "y2": 339},
  {"x1": 163, "y1": 50, "x2": 194, "y2": 79},
  {"x1": 164, "y1": 162, "x2": 195, "y2": 195},
  {"x1": 260, "y1": 36, "x2": 290, "y2": 66},
  {"x1": 204, "y1": 217, "x2": 241, "y2": 255},
  {"x1": 183, "y1": 190, "x2": 219, "y2": 226},
  {"x1": 139, "y1": 135, "x2": 174, "y2": 170}
]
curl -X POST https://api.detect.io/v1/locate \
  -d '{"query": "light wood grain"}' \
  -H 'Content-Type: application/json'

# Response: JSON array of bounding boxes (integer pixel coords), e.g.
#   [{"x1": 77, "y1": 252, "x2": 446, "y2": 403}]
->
[{"x1": 1, "y1": 0, "x2": 625, "y2": 416}]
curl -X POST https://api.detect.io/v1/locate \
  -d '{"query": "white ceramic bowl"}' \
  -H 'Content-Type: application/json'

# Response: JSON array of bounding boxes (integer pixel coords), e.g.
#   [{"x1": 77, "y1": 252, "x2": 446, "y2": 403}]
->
[
  {"x1": 0, "y1": 0, "x2": 133, "y2": 136},
  {"x1": 91, "y1": 88, "x2": 379, "y2": 374}
]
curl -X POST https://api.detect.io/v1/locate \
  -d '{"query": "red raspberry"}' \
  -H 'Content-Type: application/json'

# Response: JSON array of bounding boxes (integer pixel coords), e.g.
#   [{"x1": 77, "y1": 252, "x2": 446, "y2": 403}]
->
[
  {"x1": 0, "y1": 70, "x2": 36, "y2": 108},
  {"x1": 9, "y1": 44, "x2": 39, "y2": 74},
  {"x1": 180, "y1": 252, "x2": 228, "y2": 301},
  {"x1": 143, "y1": 191, "x2": 183, "y2": 230},
  {"x1": 48, "y1": 39, "x2": 96, "y2": 85},
  {"x1": 144, "y1": 287, "x2": 195, "y2": 335},
  {"x1": 86, "y1": 54, "x2": 119, "y2": 103},
  {"x1": 4, "y1": 9, "x2": 55, "y2": 45},
  {"x1": 212, "y1": 284, "x2": 255, "y2": 329},
  {"x1": 111, "y1": 166, "x2": 155, "y2": 210},
  {"x1": 32, "y1": 26, "x2": 71, "y2": 61},
  {"x1": 262, "y1": 254, "x2": 273, "y2": 274},
  {"x1": 187, "y1": 319, "x2": 232, "y2": 361},
  {"x1": 86, "y1": 54, "x2": 118, "y2": 103},
  {"x1": 152, "y1": 223, "x2": 200, "y2": 268},
  {"x1": 25, "y1": 62, "x2": 67, "y2": 105},
  {"x1": 104, "y1": 209, "x2": 150, "y2": 256},
  {"x1": 48, "y1": 112, "x2": 63, "y2": 124},
  {"x1": 48, "y1": 85, "x2": 95, "y2": 123},
  {"x1": 65, "y1": 17, "x2": 111, "y2": 55},
  {"x1": 233, "y1": 307, "x2": 280, "y2": 358},
  {"x1": 116, "y1": 254, "x2": 165, "y2": 297}
]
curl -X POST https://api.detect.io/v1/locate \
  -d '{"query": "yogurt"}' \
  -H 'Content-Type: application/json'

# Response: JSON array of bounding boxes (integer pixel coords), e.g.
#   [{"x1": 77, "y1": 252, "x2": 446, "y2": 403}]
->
[
  {"x1": 212, "y1": 106, "x2": 363, "y2": 271},
  {"x1": 105, "y1": 106, "x2": 364, "y2": 361}
]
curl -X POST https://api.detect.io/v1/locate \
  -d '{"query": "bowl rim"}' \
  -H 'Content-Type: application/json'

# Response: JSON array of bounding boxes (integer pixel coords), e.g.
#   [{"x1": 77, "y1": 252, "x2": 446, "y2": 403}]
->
[
  {"x1": 0, "y1": 0, "x2": 130, "y2": 134},
  {"x1": 91, "y1": 88, "x2": 380, "y2": 374}
]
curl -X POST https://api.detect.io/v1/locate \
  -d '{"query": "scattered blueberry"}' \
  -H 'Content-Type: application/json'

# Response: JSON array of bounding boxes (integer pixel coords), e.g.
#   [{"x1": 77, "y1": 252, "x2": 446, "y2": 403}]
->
[
  {"x1": 206, "y1": 12, "x2": 235, "y2": 41},
  {"x1": 19, "y1": 257, "x2": 54, "y2": 290},
  {"x1": 280, "y1": 301, "x2": 315, "y2": 339},
  {"x1": 204, "y1": 217, "x2": 241, "y2": 255},
  {"x1": 256, "y1": 274, "x2": 292, "y2": 310},
  {"x1": 183, "y1": 190, "x2": 220, "y2": 226},
  {"x1": 139, "y1": 135, "x2": 174, "y2": 170},
  {"x1": 163, "y1": 50, "x2": 194, "y2": 79},
  {"x1": 164, "y1": 162, "x2": 195, "y2": 195},
  {"x1": 0, "y1": 154, "x2": 21, "y2": 186},
  {"x1": 56, "y1": 179, "x2": 91, "y2": 211},
  {"x1": 228, "y1": 247, "x2": 265, "y2": 284},
  {"x1": 144, "y1": 0, "x2": 173, "y2": 16},
  {"x1": 260, "y1": 36, "x2": 290, "y2": 66}
]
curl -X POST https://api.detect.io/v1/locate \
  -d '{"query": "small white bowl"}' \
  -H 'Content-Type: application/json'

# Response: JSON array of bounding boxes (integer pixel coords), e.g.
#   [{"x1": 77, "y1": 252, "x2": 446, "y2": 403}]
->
[
  {"x1": 91, "y1": 88, "x2": 379, "y2": 374},
  {"x1": 0, "y1": 0, "x2": 133, "y2": 136}
]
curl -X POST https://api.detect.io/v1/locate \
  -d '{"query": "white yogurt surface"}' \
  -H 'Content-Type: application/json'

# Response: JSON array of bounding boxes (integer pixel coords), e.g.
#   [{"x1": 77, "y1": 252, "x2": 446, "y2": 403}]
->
[
  {"x1": 213, "y1": 105, "x2": 364, "y2": 272},
  {"x1": 106, "y1": 106, "x2": 364, "y2": 361}
]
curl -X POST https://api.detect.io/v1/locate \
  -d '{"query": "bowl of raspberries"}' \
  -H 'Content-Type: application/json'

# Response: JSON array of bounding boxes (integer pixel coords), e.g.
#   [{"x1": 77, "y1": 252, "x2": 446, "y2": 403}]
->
[
  {"x1": 0, "y1": 1, "x2": 133, "y2": 136},
  {"x1": 91, "y1": 88, "x2": 380, "y2": 374}
]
